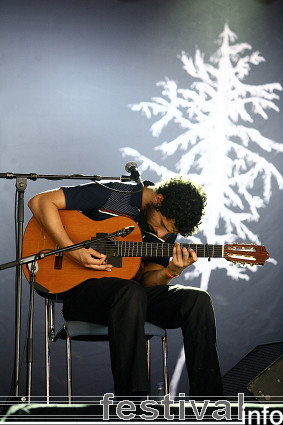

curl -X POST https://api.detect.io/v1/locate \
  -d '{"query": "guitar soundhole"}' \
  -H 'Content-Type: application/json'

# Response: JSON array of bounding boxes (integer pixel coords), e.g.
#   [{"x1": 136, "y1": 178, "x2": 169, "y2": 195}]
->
[{"x1": 108, "y1": 255, "x2": 122, "y2": 268}]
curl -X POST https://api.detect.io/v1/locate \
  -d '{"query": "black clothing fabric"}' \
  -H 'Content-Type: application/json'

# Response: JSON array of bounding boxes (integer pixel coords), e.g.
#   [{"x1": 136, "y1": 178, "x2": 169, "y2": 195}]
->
[
  {"x1": 62, "y1": 182, "x2": 176, "y2": 268},
  {"x1": 61, "y1": 182, "x2": 223, "y2": 397},
  {"x1": 62, "y1": 278, "x2": 223, "y2": 397}
]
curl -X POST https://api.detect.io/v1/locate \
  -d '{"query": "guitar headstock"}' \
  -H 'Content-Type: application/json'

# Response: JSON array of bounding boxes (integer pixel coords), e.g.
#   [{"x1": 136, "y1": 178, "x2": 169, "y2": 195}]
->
[{"x1": 224, "y1": 243, "x2": 269, "y2": 266}]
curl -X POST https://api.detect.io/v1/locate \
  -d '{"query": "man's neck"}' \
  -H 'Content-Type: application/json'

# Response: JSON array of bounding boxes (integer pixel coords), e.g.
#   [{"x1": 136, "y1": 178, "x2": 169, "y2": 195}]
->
[{"x1": 141, "y1": 186, "x2": 156, "y2": 209}]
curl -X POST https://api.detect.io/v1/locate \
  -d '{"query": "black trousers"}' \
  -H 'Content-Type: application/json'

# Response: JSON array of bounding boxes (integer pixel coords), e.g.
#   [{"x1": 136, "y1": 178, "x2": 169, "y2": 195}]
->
[{"x1": 62, "y1": 278, "x2": 223, "y2": 397}]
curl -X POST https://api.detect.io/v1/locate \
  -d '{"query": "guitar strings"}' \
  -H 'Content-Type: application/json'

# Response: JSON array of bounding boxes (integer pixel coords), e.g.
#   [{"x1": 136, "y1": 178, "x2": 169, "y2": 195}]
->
[{"x1": 36, "y1": 242, "x2": 225, "y2": 258}]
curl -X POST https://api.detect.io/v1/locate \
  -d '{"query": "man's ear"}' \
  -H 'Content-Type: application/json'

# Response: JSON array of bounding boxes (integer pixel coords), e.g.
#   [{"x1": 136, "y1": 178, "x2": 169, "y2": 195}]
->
[{"x1": 153, "y1": 193, "x2": 164, "y2": 206}]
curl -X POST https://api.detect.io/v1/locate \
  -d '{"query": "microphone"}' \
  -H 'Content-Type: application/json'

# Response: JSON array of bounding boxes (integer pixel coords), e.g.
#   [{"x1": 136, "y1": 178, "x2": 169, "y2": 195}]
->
[
  {"x1": 109, "y1": 225, "x2": 135, "y2": 238},
  {"x1": 125, "y1": 161, "x2": 143, "y2": 186}
]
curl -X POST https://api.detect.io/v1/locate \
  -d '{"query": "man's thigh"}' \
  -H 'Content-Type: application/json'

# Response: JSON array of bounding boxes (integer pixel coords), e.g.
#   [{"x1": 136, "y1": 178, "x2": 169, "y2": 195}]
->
[{"x1": 62, "y1": 277, "x2": 144, "y2": 323}]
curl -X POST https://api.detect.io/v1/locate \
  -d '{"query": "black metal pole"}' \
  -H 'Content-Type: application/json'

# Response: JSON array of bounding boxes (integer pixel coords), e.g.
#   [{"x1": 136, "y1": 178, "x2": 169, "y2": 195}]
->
[
  {"x1": 0, "y1": 169, "x2": 137, "y2": 402},
  {"x1": 14, "y1": 178, "x2": 27, "y2": 398},
  {"x1": 26, "y1": 262, "x2": 38, "y2": 403}
]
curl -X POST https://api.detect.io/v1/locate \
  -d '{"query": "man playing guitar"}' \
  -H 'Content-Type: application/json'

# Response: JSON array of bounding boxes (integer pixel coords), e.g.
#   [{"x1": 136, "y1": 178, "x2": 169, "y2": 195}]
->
[{"x1": 27, "y1": 177, "x2": 223, "y2": 399}]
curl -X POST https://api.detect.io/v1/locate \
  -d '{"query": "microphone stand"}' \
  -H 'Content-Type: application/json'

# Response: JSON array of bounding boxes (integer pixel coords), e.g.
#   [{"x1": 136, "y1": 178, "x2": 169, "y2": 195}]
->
[
  {"x1": 0, "y1": 171, "x2": 134, "y2": 402},
  {"x1": 0, "y1": 226, "x2": 134, "y2": 403}
]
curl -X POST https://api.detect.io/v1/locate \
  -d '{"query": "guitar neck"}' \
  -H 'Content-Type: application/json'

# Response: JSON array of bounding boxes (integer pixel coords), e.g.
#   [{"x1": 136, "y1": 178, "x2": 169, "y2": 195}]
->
[{"x1": 113, "y1": 241, "x2": 224, "y2": 259}]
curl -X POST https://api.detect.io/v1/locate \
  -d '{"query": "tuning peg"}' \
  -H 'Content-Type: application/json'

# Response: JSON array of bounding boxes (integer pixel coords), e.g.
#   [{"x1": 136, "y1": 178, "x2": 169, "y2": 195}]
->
[{"x1": 241, "y1": 263, "x2": 246, "y2": 267}]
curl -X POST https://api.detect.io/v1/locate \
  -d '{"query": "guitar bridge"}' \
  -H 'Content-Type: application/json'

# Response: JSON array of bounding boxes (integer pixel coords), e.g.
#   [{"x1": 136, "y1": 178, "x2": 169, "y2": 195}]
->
[{"x1": 54, "y1": 245, "x2": 63, "y2": 270}]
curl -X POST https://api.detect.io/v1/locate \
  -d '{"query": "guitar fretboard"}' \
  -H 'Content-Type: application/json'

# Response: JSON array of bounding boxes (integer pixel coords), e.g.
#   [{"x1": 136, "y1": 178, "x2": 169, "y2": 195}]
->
[{"x1": 113, "y1": 241, "x2": 224, "y2": 258}]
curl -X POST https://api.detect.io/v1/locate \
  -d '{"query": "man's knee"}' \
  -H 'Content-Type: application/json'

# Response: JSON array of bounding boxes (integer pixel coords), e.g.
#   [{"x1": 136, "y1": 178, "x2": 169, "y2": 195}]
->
[
  {"x1": 177, "y1": 286, "x2": 214, "y2": 316},
  {"x1": 195, "y1": 289, "x2": 212, "y2": 307},
  {"x1": 109, "y1": 280, "x2": 147, "y2": 323},
  {"x1": 173, "y1": 284, "x2": 212, "y2": 305}
]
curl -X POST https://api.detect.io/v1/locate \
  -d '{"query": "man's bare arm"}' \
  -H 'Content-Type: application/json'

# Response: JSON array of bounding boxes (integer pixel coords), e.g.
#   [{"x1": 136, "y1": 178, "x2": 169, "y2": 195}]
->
[
  {"x1": 139, "y1": 244, "x2": 197, "y2": 287},
  {"x1": 28, "y1": 189, "x2": 112, "y2": 271}
]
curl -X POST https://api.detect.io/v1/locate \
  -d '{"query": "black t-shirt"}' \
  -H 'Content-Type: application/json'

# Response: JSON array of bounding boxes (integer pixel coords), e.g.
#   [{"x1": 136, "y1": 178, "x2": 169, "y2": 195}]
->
[{"x1": 62, "y1": 181, "x2": 177, "y2": 267}]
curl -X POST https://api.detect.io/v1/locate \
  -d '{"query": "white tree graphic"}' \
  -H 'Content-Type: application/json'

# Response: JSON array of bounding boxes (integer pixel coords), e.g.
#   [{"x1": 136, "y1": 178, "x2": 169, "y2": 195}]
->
[
  {"x1": 121, "y1": 23, "x2": 283, "y2": 395},
  {"x1": 122, "y1": 23, "x2": 282, "y2": 290}
]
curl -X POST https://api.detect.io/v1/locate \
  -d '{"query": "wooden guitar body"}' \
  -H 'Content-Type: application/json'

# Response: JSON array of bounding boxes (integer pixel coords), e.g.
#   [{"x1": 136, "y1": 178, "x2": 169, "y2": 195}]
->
[{"x1": 22, "y1": 211, "x2": 142, "y2": 294}]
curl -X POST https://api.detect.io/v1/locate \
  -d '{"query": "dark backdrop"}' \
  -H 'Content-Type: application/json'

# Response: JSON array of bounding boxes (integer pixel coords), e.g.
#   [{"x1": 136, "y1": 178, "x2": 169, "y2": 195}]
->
[{"x1": 0, "y1": 0, "x2": 282, "y2": 400}]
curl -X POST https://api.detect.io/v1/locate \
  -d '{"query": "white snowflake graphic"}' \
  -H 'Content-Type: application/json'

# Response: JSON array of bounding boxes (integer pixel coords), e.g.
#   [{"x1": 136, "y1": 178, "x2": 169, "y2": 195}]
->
[{"x1": 121, "y1": 23, "x2": 283, "y2": 396}]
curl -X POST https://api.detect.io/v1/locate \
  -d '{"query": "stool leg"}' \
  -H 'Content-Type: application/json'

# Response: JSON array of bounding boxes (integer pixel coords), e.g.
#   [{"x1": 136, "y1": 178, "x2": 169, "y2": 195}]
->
[
  {"x1": 162, "y1": 335, "x2": 168, "y2": 395},
  {"x1": 45, "y1": 299, "x2": 50, "y2": 404},
  {"x1": 65, "y1": 329, "x2": 72, "y2": 404},
  {"x1": 146, "y1": 340, "x2": 151, "y2": 400}
]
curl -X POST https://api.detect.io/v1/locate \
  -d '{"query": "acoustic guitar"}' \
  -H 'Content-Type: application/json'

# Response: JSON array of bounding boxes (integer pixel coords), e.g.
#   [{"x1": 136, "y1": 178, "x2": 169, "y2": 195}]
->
[{"x1": 22, "y1": 210, "x2": 269, "y2": 294}]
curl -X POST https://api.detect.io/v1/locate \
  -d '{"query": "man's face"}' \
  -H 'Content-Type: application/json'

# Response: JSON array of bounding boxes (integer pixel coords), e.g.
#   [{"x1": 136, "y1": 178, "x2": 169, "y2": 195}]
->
[{"x1": 138, "y1": 202, "x2": 177, "y2": 238}]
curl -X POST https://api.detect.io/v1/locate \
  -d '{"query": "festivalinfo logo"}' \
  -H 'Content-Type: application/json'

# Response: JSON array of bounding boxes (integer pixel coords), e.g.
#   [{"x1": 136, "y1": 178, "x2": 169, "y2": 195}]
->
[{"x1": 99, "y1": 393, "x2": 283, "y2": 424}]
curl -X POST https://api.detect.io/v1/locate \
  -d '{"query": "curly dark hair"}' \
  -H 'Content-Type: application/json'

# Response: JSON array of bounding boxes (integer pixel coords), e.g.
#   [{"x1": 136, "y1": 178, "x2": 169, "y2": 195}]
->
[{"x1": 154, "y1": 176, "x2": 207, "y2": 237}]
